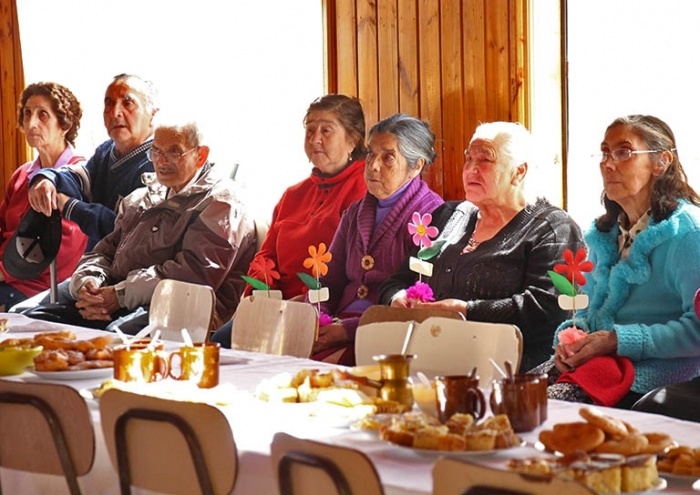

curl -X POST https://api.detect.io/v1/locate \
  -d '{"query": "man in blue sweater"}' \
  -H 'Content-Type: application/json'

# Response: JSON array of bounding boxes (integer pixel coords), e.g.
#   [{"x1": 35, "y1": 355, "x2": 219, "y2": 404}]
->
[{"x1": 28, "y1": 73, "x2": 158, "y2": 249}]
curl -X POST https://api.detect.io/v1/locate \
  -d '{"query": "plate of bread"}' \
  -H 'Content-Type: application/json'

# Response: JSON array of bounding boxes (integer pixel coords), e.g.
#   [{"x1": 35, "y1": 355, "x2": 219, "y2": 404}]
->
[
  {"x1": 378, "y1": 411, "x2": 524, "y2": 456},
  {"x1": 529, "y1": 406, "x2": 674, "y2": 493},
  {"x1": 657, "y1": 445, "x2": 700, "y2": 480},
  {"x1": 5, "y1": 330, "x2": 115, "y2": 379}
]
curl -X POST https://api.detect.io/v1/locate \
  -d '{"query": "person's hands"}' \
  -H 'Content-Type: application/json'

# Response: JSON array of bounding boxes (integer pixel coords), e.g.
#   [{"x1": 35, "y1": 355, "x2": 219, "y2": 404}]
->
[
  {"x1": 553, "y1": 330, "x2": 618, "y2": 373},
  {"x1": 390, "y1": 295, "x2": 411, "y2": 308},
  {"x1": 312, "y1": 323, "x2": 348, "y2": 354},
  {"x1": 75, "y1": 282, "x2": 120, "y2": 321},
  {"x1": 55, "y1": 193, "x2": 71, "y2": 213},
  {"x1": 414, "y1": 298, "x2": 468, "y2": 317},
  {"x1": 28, "y1": 178, "x2": 58, "y2": 216}
]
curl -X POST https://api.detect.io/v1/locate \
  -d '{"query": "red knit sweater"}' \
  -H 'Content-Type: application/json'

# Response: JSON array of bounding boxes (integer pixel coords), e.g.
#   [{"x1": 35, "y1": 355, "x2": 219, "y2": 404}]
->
[
  {"x1": 0, "y1": 149, "x2": 88, "y2": 296},
  {"x1": 247, "y1": 160, "x2": 367, "y2": 299}
]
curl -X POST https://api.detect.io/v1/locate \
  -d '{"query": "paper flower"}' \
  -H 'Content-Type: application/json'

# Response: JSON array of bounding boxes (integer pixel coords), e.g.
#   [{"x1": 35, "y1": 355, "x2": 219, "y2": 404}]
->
[
  {"x1": 558, "y1": 326, "x2": 588, "y2": 357},
  {"x1": 242, "y1": 258, "x2": 281, "y2": 291},
  {"x1": 406, "y1": 280, "x2": 435, "y2": 302},
  {"x1": 553, "y1": 248, "x2": 593, "y2": 287},
  {"x1": 319, "y1": 311, "x2": 333, "y2": 327},
  {"x1": 303, "y1": 243, "x2": 332, "y2": 278},
  {"x1": 408, "y1": 212, "x2": 439, "y2": 248}
]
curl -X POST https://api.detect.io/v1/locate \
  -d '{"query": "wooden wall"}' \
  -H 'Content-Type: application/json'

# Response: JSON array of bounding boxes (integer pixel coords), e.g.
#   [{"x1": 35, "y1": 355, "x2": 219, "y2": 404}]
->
[
  {"x1": 0, "y1": 0, "x2": 29, "y2": 193},
  {"x1": 324, "y1": 0, "x2": 528, "y2": 200}
]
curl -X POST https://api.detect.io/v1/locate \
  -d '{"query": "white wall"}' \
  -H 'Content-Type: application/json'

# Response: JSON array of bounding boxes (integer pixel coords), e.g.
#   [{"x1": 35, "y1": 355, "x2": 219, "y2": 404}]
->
[{"x1": 17, "y1": 0, "x2": 325, "y2": 221}]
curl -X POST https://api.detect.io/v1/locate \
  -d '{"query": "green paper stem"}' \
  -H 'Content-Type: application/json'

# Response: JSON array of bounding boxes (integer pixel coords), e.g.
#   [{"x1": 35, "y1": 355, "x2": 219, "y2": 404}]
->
[
  {"x1": 548, "y1": 270, "x2": 576, "y2": 297},
  {"x1": 297, "y1": 272, "x2": 321, "y2": 290},
  {"x1": 417, "y1": 240, "x2": 446, "y2": 261},
  {"x1": 242, "y1": 275, "x2": 270, "y2": 291}
]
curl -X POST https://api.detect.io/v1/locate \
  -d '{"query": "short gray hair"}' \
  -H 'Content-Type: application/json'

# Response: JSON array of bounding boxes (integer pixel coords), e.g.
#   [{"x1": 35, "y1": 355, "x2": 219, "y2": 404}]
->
[
  {"x1": 368, "y1": 113, "x2": 437, "y2": 170},
  {"x1": 112, "y1": 73, "x2": 160, "y2": 113},
  {"x1": 155, "y1": 114, "x2": 202, "y2": 148},
  {"x1": 470, "y1": 121, "x2": 532, "y2": 171}
]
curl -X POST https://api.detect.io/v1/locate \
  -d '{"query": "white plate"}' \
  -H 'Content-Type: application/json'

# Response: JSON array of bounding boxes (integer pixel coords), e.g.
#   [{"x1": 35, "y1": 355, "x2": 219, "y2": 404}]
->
[
  {"x1": 31, "y1": 367, "x2": 113, "y2": 381},
  {"x1": 390, "y1": 439, "x2": 526, "y2": 458}
]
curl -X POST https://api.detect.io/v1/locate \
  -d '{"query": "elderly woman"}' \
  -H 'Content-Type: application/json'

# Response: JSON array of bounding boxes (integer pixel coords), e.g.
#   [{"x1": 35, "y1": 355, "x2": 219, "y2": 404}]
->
[
  {"x1": 379, "y1": 121, "x2": 585, "y2": 371},
  {"x1": 245, "y1": 94, "x2": 367, "y2": 299},
  {"x1": 311, "y1": 114, "x2": 444, "y2": 365},
  {"x1": 543, "y1": 115, "x2": 700, "y2": 409},
  {"x1": 0, "y1": 82, "x2": 87, "y2": 310}
]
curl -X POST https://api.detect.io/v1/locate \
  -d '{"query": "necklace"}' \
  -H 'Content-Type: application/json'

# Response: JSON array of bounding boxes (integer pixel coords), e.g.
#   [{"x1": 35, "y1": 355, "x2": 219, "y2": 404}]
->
[
  {"x1": 461, "y1": 216, "x2": 481, "y2": 254},
  {"x1": 461, "y1": 236, "x2": 480, "y2": 254}
]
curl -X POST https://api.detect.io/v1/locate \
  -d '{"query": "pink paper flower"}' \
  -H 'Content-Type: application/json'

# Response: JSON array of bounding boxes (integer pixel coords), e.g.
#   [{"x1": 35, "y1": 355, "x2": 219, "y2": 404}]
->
[
  {"x1": 558, "y1": 326, "x2": 588, "y2": 345},
  {"x1": 406, "y1": 281, "x2": 435, "y2": 302},
  {"x1": 408, "y1": 212, "x2": 439, "y2": 248},
  {"x1": 319, "y1": 311, "x2": 333, "y2": 327}
]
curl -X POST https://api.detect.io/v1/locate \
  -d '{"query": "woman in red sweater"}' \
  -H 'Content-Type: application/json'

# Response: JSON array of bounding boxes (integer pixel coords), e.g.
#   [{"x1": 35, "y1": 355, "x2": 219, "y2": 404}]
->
[
  {"x1": 0, "y1": 82, "x2": 87, "y2": 310},
  {"x1": 245, "y1": 94, "x2": 368, "y2": 299}
]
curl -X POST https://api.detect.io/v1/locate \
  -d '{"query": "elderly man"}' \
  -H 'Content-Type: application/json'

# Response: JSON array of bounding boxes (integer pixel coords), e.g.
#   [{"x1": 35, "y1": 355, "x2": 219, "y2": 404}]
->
[
  {"x1": 25, "y1": 116, "x2": 256, "y2": 333},
  {"x1": 29, "y1": 73, "x2": 158, "y2": 248}
]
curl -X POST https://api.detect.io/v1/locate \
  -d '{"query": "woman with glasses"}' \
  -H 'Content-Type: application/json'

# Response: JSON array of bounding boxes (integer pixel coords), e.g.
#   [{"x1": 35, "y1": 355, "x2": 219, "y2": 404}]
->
[
  {"x1": 379, "y1": 121, "x2": 585, "y2": 371},
  {"x1": 543, "y1": 114, "x2": 700, "y2": 409}
]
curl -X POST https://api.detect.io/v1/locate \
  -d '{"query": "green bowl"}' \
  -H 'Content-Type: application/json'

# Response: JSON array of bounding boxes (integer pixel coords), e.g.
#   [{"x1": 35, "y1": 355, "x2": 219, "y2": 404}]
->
[{"x1": 0, "y1": 345, "x2": 43, "y2": 376}]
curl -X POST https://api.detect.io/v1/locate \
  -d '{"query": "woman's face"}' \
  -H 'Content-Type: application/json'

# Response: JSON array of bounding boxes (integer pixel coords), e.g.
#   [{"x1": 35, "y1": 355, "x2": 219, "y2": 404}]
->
[
  {"x1": 462, "y1": 138, "x2": 516, "y2": 207},
  {"x1": 365, "y1": 132, "x2": 421, "y2": 200},
  {"x1": 600, "y1": 124, "x2": 657, "y2": 216},
  {"x1": 304, "y1": 110, "x2": 357, "y2": 175},
  {"x1": 21, "y1": 95, "x2": 66, "y2": 155}
]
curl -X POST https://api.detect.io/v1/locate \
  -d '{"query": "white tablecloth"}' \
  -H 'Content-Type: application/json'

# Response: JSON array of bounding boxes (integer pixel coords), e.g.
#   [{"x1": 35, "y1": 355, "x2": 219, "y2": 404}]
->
[{"x1": 2, "y1": 313, "x2": 700, "y2": 494}]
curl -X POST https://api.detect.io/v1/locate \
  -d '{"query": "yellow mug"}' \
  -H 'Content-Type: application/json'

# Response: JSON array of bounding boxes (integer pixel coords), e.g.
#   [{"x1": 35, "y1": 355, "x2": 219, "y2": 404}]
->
[{"x1": 168, "y1": 342, "x2": 220, "y2": 388}]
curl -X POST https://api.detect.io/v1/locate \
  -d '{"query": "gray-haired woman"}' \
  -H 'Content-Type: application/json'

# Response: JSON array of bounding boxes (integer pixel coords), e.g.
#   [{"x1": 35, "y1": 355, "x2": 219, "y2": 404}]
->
[
  {"x1": 379, "y1": 121, "x2": 585, "y2": 371},
  {"x1": 312, "y1": 113, "x2": 445, "y2": 365}
]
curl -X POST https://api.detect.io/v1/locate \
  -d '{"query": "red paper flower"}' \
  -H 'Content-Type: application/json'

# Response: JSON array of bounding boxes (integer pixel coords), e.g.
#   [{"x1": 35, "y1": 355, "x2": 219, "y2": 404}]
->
[
  {"x1": 303, "y1": 243, "x2": 332, "y2": 278},
  {"x1": 406, "y1": 281, "x2": 435, "y2": 302},
  {"x1": 553, "y1": 248, "x2": 593, "y2": 286},
  {"x1": 408, "y1": 212, "x2": 439, "y2": 248},
  {"x1": 249, "y1": 258, "x2": 281, "y2": 284}
]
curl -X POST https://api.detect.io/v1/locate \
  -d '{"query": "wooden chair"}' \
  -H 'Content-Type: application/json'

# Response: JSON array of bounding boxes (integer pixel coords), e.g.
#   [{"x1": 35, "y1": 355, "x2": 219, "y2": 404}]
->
[
  {"x1": 229, "y1": 295, "x2": 318, "y2": 358},
  {"x1": 148, "y1": 279, "x2": 216, "y2": 343},
  {"x1": 99, "y1": 388, "x2": 237, "y2": 495},
  {"x1": 357, "y1": 305, "x2": 464, "y2": 326},
  {"x1": 355, "y1": 317, "x2": 522, "y2": 386},
  {"x1": 432, "y1": 457, "x2": 596, "y2": 495},
  {"x1": 270, "y1": 432, "x2": 384, "y2": 495},
  {"x1": 0, "y1": 379, "x2": 95, "y2": 495}
]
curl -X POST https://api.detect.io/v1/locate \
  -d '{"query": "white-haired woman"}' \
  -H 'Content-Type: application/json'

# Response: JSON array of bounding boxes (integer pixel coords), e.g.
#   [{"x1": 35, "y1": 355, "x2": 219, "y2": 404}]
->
[{"x1": 379, "y1": 121, "x2": 585, "y2": 370}]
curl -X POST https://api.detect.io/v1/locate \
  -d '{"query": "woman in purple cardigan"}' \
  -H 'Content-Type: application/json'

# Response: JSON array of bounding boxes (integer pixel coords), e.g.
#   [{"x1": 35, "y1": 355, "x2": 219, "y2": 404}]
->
[{"x1": 313, "y1": 114, "x2": 444, "y2": 365}]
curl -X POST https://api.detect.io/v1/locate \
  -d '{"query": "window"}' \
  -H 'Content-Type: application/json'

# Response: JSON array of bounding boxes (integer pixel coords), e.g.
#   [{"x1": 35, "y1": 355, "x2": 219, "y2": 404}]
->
[{"x1": 17, "y1": 0, "x2": 324, "y2": 218}]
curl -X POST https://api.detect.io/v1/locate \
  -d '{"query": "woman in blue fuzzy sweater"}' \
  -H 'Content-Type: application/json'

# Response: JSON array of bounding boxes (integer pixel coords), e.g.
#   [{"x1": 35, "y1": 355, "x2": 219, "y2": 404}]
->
[{"x1": 548, "y1": 115, "x2": 700, "y2": 409}]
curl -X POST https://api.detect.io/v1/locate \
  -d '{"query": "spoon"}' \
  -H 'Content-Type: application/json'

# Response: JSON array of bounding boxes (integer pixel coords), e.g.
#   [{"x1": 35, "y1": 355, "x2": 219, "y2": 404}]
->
[
  {"x1": 468, "y1": 366, "x2": 478, "y2": 379},
  {"x1": 416, "y1": 371, "x2": 432, "y2": 387},
  {"x1": 181, "y1": 328, "x2": 194, "y2": 347},
  {"x1": 504, "y1": 360, "x2": 514, "y2": 380},
  {"x1": 400, "y1": 320, "x2": 416, "y2": 356},
  {"x1": 489, "y1": 358, "x2": 507, "y2": 378}
]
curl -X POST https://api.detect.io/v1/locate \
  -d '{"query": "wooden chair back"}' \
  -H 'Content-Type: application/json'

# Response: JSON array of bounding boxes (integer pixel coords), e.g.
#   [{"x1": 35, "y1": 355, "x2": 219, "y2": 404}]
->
[
  {"x1": 229, "y1": 295, "x2": 318, "y2": 357},
  {"x1": 271, "y1": 432, "x2": 384, "y2": 495},
  {"x1": 0, "y1": 379, "x2": 95, "y2": 495},
  {"x1": 99, "y1": 388, "x2": 237, "y2": 495},
  {"x1": 433, "y1": 457, "x2": 597, "y2": 495},
  {"x1": 149, "y1": 279, "x2": 216, "y2": 343},
  {"x1": 355, "y1": 317, "x2": 522, "y2": 386},
  {"x1": 357, "y1": 305, "x2": 464, "y2": 326}
]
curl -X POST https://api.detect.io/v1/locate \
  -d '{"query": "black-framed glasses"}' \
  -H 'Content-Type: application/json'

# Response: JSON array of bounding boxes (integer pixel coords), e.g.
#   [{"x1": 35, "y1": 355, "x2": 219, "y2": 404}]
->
[
  {"x1": 146, "y1": 147, "x2": 197, "y2": 163},
  {"x1": 593, "y1": 149, "x2": 662, "y2": 163}
]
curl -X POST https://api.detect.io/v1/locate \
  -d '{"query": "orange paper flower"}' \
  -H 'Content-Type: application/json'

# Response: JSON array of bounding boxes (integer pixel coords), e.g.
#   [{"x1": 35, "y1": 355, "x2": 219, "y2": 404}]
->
[{"x1": 303, "y1": 243, "x2": 332, "y2": 278}]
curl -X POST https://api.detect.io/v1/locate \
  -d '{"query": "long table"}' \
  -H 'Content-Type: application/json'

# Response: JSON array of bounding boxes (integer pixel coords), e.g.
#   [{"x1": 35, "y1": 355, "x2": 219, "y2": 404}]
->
[{"x1": 2, "y1": 313, "x2": 700, "y2": 494}]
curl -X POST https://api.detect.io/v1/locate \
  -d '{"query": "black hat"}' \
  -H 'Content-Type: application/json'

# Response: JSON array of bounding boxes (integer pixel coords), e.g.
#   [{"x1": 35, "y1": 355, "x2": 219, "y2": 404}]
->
[{"x1": 3, "y1": 209, "x2": 62, "y2": 280}]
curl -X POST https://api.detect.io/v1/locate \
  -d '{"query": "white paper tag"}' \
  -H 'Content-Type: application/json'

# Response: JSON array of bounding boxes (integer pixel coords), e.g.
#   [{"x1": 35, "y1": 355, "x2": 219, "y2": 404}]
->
[
  {"x1": 409, "y1": 256, "x2": 434, "y2": 277},
  {"x1": 558, "y1": 294, "x2": 589, "y2": 311},
  {"x1": 252, "y1": 289, "x2": 283, "y2": 300},
  {"x1": 308, "y1": 287, "x2": 329, "y2": 303}
]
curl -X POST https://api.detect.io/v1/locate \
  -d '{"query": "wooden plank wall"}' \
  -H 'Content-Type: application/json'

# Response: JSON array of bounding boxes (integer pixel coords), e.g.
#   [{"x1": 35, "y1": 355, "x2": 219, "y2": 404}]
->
[
  {"x1": 325, "y1": 0, "x2": 528, "y2": 200},
  {"x1": 0, "y1": 0, "x2": 29, "y2": 197}
]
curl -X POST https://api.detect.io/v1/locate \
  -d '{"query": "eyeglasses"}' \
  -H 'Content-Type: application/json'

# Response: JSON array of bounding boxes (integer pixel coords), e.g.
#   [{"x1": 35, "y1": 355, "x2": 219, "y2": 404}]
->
[
  {"x1": 593, "y1": 149, "x2": 662, "y2": 163},
  {"x1": 146, "y1": 147, "x2": 197, "y2": 163}
]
